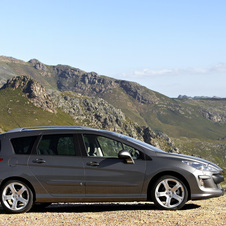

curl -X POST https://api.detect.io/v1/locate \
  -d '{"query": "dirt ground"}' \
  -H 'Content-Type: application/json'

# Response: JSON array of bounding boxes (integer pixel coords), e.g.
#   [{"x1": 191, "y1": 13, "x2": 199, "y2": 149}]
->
[{"x1": 0, "y1": 195, "x2": 225, "y2": 225}]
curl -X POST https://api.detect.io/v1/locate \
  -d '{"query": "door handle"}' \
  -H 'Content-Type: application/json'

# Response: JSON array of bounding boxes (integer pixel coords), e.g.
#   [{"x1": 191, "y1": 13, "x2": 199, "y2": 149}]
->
[
  {"x1": 32, "y1": 159, "x2": 46, "y2": 164},
  {"x1": 87, "y1": 161, "x2": 99, "y2": 166}
]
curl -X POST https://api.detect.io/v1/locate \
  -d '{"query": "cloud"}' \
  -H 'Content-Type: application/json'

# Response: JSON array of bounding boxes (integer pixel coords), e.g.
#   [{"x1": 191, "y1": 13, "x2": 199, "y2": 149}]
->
[
  {"x1": 210, "y1": 63, "x2": 226, "y2": 73},
  {"x1": 134, "y1": 69, "x2": 175, "y2": 76},
  {"x1": 115, "y1": 64, "x2": 226, "y2": 98},
  {"x1": 120, "y1": 63, "x2": 226, "y2": 79}
]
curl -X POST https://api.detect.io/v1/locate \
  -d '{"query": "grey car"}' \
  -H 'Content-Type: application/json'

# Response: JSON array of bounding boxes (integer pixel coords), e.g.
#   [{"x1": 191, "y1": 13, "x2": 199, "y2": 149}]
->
[{"x1": 0, "y1": 126, "x2": 224, "y2": 213}]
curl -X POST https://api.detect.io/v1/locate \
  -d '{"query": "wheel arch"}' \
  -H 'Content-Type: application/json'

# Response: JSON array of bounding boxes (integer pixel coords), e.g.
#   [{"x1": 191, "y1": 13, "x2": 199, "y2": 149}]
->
[
  {"x1": 147, "y1": 171, "x2": 191, "y2": 201},
  {"x1": 0, "y1": 177, "x2": 36, "y2": 202}
]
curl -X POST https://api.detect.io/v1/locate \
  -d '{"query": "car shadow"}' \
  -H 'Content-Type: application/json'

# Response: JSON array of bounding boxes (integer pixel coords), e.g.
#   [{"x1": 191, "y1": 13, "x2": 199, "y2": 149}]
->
[
  {"x1": 33, "y1": 202, "x2": 200, "y2": 213},
  {"x1": 0, "y1": 202, "x2": 201, "y2": 214}
]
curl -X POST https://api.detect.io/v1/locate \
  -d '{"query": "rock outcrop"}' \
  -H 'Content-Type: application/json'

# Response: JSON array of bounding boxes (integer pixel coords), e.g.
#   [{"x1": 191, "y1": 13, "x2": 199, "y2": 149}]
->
[
  {"x1": 201, "y1": 110, "x2": 226, "y2": 123},
  {"x1": 54, "y1": 65, "x2": 116, "y2": 95},
  {"x1": 1, "y1": 76, "x2": 56, "y2": 113},
  {"x1": 116, "y1": 80, "x2": 160, "y2": 104},
  {"x1": 29, "y1": 59, "x2": 47, "y2": 71}
]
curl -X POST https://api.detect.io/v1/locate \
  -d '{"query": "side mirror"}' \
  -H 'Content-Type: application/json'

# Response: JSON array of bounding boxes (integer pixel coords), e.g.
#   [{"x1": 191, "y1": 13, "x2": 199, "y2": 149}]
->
[{"x1": 118, "y1": 150, "x2": 134, "y2": 164}]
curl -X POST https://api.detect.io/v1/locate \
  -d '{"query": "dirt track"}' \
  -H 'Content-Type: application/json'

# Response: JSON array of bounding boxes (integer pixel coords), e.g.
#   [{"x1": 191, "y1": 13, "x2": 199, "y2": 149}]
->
[{"x1": 0, "y1": 195, "x2": 225, "y2": 225}]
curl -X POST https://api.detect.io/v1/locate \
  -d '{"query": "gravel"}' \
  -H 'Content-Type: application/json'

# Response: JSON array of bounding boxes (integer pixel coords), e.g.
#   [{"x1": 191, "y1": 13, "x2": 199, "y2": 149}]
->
[{"x1": 0, "y1": 195, "x2": 225, "y2": 225}]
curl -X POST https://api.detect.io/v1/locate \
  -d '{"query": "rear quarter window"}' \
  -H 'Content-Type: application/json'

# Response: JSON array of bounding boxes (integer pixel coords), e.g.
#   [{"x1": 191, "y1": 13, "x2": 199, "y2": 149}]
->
[{"x1": 11, "y1": 136, "x2": 37, "y2": 155}]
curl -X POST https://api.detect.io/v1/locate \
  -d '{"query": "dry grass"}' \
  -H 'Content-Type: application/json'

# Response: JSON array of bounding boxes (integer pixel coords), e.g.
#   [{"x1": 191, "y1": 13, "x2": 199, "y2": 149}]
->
[{"x1": 0, "y1": 195, "x2": 225, "y2": 225}]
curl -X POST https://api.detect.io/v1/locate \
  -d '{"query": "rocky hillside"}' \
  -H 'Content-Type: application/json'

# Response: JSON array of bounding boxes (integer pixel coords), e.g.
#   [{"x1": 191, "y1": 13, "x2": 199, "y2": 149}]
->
[
  {"x1": 0, "y1": 75, "x2": 177, "y2": 152},
  {"x1": 1, "y1": 56, "x2": 226, "y2": 140},
  {"x1": 176, "y1": 97, "x2": 226, "y2": 124}
]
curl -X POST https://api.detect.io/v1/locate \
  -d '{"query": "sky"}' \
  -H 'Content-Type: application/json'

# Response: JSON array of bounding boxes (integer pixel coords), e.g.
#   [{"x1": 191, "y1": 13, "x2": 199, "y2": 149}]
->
[{"x1": 0, "y1": 0, "x2": 226, "y2": 98}]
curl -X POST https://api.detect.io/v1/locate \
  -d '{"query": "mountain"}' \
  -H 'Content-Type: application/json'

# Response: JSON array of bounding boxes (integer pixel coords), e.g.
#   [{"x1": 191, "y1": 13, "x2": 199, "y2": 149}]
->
[
  {"x1": 0, "y1": 56, "x2": 225, "y2": 170},
  {"x1": 0, "y1": 75, "x2": 177, "y2": 153},
  {"x1": 1, "y1": 56, "x2": 226, "y2": 139}
]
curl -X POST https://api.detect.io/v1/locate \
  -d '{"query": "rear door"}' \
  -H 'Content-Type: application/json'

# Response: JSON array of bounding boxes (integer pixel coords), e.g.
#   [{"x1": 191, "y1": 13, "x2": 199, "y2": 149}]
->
[{"x1": 28, "y1": 133, "x2": 85, "y2": 198}]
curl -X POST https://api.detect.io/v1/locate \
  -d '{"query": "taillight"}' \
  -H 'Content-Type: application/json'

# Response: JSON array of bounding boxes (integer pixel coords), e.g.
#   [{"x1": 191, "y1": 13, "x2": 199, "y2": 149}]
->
[{"x1": 0, "y1": 158, "x2": 3, "y2": 162}]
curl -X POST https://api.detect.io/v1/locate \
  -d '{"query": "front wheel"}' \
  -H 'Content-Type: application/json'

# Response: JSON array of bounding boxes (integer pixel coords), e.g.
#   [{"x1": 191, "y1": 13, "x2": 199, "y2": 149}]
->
[
  {"x1": 151, "y1": 175, "x2": 188, "y2": 210},
  {"x1": 0, "y1": 180, "x2": 33, "y2": 214}
]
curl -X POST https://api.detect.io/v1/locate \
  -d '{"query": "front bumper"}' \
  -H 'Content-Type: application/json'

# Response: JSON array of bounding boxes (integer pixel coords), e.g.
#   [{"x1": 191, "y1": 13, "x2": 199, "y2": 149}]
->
[
  {"x1": 212, "y1": 174, "x2": 224, "y2": 184},
  {"x1": 191, "y1": 187, "x2": 224, "y2": 200},
  {"x1": 190, "y1": 172, "x2": 225, "y2": 200}
]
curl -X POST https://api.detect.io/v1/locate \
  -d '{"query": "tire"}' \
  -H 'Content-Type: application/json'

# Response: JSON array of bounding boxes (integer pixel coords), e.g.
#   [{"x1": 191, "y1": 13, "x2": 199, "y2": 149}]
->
[
  {"x1": 0, "y1": 180, "x2": 33, "y2": 214},
  {"x1": 151, "y1": 175, "x2": 188, "y2": 210}
]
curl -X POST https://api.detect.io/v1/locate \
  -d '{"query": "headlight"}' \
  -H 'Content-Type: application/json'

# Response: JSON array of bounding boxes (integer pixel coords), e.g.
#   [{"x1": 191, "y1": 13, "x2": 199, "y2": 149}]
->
[{"x1": 182, "y1": 160, "x2": 219, "y2": 172}]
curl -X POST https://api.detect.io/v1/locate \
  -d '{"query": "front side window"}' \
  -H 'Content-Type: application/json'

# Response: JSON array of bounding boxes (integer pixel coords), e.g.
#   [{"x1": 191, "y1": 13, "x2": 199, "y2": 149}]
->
[
  {"x1": 83, "y1": 134, "x2": 122, "y2": 157},
  {"x1": 11, "y1": 136, "x2": 37, "y2": 155},
  {"x1": 83, "y1": 134, "x2": 142, "y2": 159},
  {"x1": 37, "y1": 134, "x2": 75, "y2": 156}
]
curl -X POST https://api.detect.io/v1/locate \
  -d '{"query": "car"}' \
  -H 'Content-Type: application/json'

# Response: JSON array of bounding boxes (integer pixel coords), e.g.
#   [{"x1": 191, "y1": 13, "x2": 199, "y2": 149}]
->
[{"x1": 0, "y1": 126, "x2": 224, "y2": 213}]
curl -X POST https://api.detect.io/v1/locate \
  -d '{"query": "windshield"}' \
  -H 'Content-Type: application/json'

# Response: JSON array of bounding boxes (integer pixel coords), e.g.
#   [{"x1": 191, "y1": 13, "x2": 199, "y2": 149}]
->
[{"x1": 102, "y1": 130, "x2": 165, "y2": 153}]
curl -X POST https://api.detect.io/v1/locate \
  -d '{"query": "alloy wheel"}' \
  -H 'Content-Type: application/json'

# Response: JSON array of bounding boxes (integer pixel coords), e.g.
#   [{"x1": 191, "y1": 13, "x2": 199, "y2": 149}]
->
[
  {"x1": 1, "y1": 180, "x2": 33, "y2": 213},
  {"x1": 151, "y1": 176, "x2": 188, "y2": 210}
]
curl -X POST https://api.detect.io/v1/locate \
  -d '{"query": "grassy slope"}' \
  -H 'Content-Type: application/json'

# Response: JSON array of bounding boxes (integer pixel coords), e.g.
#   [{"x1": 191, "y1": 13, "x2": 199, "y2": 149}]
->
[
  {"x1": 174, "y1": 137, "x2": 226, "y2": 171},
  {"x1": 143, "y1": 105, "x2": 226, "y2": 139},
  {"x1": 0, "y1": 62, "x2": 18, "y2": 82},
  {"x1": 0, "y1": 88, "x2": 76, "y2": 131},
  {"x1": 102, "y1": 87, "x2": 148, "y2": 126},
  {"x1": 6, "y1": 62, "x2": 58, "y2": 90},
  {"x1": 0, "y1": 60, "x2": 58, "y2": 91},
  {"x1": 103, "y1": 86, "x2": 226, "y2": 140}
]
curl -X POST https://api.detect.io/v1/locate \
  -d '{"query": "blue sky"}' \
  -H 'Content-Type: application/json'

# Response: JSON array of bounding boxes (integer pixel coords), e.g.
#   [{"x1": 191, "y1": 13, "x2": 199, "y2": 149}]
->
[{"x1": 0, "y1": 0, "x2": 226, "y2": 97}]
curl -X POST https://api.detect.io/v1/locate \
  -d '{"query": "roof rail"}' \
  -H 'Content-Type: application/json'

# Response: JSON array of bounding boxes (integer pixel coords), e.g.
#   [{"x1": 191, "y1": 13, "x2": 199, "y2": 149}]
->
[
  {"x1": 7, "y1": 128, "x2": 24, "y2": 133},
  {"x1": 7, "y1": 126, "x2": 92, "y2": 133}
]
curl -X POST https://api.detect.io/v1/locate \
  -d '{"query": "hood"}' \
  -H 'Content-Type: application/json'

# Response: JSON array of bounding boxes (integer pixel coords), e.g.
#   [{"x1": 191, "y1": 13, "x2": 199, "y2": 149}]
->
[{"x1": 155, "y1": 152, "x2": 223, "y2": 171}]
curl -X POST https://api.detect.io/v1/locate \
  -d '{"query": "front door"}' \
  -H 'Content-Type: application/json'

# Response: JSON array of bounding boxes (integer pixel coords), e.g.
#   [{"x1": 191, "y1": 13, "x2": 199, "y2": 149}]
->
[{"x1": 82, "y1": 134, "x2": 146, "y2": 200}]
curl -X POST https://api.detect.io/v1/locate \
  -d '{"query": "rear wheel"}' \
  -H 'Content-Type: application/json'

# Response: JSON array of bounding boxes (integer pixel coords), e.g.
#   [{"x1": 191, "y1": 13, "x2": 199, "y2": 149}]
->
[
  {"x1": 151, "y1": 175, "x2": 188, "y2": 210},
  {"x1": 0, "y1": 180, "x2": 33, "y2": 214}
]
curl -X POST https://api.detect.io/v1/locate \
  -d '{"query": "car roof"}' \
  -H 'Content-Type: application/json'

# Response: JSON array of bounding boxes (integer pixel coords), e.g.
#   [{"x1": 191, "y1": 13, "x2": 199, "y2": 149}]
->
[{"x1": 6, "y1": 126, "x2": 98, "y2": 134}]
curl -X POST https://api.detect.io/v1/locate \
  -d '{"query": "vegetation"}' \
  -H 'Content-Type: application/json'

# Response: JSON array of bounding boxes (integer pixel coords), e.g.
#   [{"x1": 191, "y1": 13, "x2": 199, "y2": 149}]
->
[
  {"x1": 0, "y1": 56, "x2": 225, "y2": 171},
  {"x1": 0, "y1": 88, "x2": 75, "y2": 131}
]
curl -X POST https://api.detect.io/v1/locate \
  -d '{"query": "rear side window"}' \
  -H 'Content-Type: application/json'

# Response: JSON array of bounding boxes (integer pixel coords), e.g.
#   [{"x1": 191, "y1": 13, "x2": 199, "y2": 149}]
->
[
  {"x1": 11, "y1": 136, "x2": 37, "y2": 155},
  {"x1": 37, "y1": 134, "x2": 76, "y2": 156}
]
